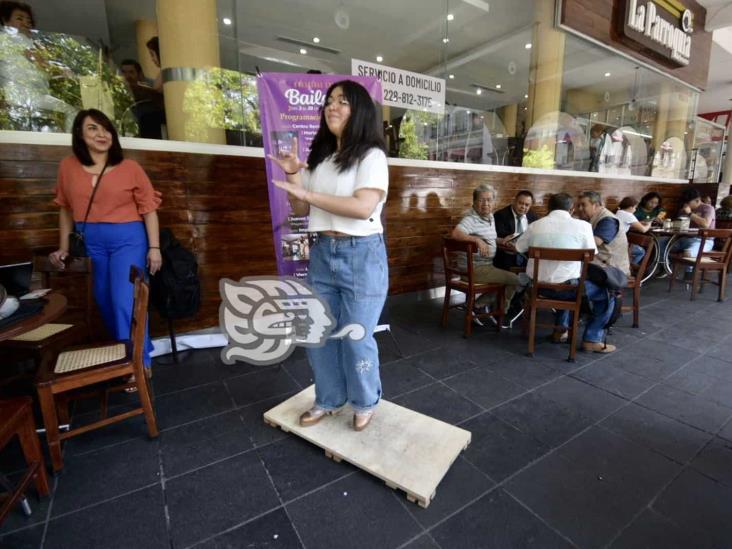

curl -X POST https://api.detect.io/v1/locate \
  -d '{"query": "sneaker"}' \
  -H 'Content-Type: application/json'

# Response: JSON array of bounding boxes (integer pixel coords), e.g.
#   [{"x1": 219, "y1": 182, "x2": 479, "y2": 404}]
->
[
  {"x1": 502, "y1": 304, "x2": 525, "y2": 328},
  {"x1": 472, "y1": 305, "x2": 490, "y2": 326}
]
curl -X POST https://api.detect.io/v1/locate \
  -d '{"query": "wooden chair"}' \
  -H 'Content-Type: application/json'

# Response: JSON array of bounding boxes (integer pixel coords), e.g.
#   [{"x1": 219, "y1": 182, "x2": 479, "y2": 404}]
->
[
  {"x1": 668, "y1": 229, "x2": 732, "y2": 302},
  {"x1": 2, "y1": 255, "x2": 94, "y2": 364},
  {"x1": 623, "y1": 232, "x2": 655, "y2": 328},
  {"x1": 441, "y1": 237, "x2": 505, "y2": 337},
  {"x1": 35, "y1": 266, "x2": 158, "y2": 472},
  {"x1": 524, "y1": 247, "x2": 594, "y2": 362},
  {"x1": 0, "y1": 397, "x2": 49, "y2": 525}
]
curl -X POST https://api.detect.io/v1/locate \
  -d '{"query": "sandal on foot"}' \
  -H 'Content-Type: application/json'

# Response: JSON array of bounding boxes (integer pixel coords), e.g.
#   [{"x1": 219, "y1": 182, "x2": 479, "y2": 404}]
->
[
  {"x1": 353, "y1": 410, "x2": 374, "y2": 432},
  {"x1": 582, "y1": 341, "x2": 616, "y2": 353}
]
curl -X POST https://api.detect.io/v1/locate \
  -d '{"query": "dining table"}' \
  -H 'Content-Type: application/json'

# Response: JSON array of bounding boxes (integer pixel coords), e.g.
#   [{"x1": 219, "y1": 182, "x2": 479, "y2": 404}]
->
[{"x1": 638, "y1": 228, "x2": 702, "y2": 283}]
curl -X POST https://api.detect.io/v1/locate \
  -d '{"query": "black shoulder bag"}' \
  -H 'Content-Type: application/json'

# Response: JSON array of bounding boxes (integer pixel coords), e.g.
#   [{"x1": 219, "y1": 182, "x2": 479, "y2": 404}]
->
[{"x1": 68, "y1": 161, "x2": 108, "y2": 258}]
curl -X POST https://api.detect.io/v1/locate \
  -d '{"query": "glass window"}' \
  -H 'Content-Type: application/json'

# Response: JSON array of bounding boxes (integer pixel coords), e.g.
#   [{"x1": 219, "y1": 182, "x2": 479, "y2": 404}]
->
[{"x1": 0, "y1": 0, "x2": 705, "y2": 179}]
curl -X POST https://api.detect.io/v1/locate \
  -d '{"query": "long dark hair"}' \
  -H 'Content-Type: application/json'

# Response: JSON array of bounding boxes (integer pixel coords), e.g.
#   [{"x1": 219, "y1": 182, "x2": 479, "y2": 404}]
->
[
  {"x1": 639, "y1": 191, "x2": 662, "y2": 210},
  {"x1": 307, "y1": 80, "x2": 386, "y2": 173},
  {"x1": 71, "y1": 109, "x2": 124, "y2": 166}
]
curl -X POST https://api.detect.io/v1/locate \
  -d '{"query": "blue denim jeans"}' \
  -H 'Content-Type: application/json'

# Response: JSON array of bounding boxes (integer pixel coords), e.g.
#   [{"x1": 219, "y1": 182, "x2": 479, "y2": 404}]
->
[
  {"x1": 81, "y1": 221, "x2": 153, "y2": 366},
  {"x1": 540, "y1": 279, "x2": 614, "y2": 343},
  {"x1": 630, "y1": 243, "x2": 645, "y2": 266},
  {"x1": 671, "y1": 237, "x2": 714, "y2": 271},
  {"x1": 306, "y1": 234, "x2": 388, "y2": 412}
]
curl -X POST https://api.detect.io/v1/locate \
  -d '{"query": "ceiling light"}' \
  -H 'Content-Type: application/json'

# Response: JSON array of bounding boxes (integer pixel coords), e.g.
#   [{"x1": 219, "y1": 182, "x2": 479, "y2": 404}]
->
[
  {"x1": 495, "y1": 84, "x2": 501, "y2": 89},
  {"x1": 447, "y1": 13, "x2": 454, "y2": 21},
  {"x1": 466, "y1": 110, "x2": 471, "y2": 114},
  {"x1": 525, "y1": 43, "x2": 532, "y2": 49},
  {"x1": 222, "y1": 17, "x2": 232, "y2": 25},
  {"x1": 443, "y1": 37, "x2": 450, "y2": 43},
  {"x1": 300, "y1": 48, "x2": 307, "y2": 55},
  {"x1": 476, "y1": 88, "x2": 482, "y2": 95},
  {"x1": 376, "y1": 55, "x2": 383, "y2": 62},
  {"x1": 604, "y1": 72, "x2": 611, "y2": 77},
  {"x1": 449, "y1": 74, "x2": 455, "y2": 79},
  {"x1": 312, "y1": 37, "x2": 320, "y2": 43},
  {"x1": 524, "y1": 93, "x2": 528, "y2": 98}
]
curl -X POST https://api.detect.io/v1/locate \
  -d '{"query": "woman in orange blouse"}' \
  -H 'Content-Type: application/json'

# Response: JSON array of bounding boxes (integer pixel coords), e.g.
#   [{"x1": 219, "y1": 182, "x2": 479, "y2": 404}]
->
[{"x1": 49, "y1": 109, "x2": 162, "y2": 368}]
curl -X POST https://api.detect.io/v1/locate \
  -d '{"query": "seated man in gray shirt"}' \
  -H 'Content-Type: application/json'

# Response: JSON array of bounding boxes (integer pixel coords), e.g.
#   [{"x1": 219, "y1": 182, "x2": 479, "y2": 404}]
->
[{"x1": 451, "y1": 183, "x2": 524, "y2": 325}]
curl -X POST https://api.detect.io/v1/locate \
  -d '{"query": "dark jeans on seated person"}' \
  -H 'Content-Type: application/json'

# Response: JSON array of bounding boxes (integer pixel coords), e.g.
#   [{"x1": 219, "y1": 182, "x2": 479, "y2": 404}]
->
[{"x1": 539, "y1": 279, "x2": 614, "y2": 343}]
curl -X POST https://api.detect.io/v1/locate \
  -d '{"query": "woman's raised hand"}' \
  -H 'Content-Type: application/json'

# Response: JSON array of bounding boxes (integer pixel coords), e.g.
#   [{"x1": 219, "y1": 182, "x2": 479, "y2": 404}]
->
[{"x1": 267, "y1": 137, "x2": 307, "y2": 175}]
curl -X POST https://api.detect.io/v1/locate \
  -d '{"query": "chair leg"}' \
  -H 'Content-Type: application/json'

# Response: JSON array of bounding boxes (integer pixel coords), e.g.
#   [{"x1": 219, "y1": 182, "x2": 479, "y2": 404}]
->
[
  {"x1": 527, "y1": 304, "x2": 537, "y2": 357},
  {"x1": 441, "y1": 287, "x2": 451, "y2": 327},
  {"x1": 136, "y1": 371, "x2": 159, "y2": 438},
  {"x1": 719, "y1": 269, "x2": 727, "y2": 302},
  {"x1": 632, "y1": 284, "x2": 640, "y2": 328},
  {"x1": 668, "y1": 262, "x2": 677, "y2": 292},
  {"x1": 36, "y1": 386, "x2": 63, "y2": 472},
  {"x1": 464, "y1": 293, "x2": 475, "y2": 338},
  {"x1": 495, "y1": 290, "x2": 503, "y2": 333},
  {"x1": 17, "y1": 410, "x2": 50, "y2": 496},
  {"x1": 568, "y1": 309, "x2": 580, "y2": 362},
  {"x1": 690, "y1": 268, "x2": 700, "y2": 301}
]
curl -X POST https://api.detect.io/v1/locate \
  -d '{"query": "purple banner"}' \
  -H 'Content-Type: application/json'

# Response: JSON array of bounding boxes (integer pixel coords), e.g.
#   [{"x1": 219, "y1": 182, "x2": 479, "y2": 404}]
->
[{"x1": 257, "y1": 73, "x2": 383, "y2": 278}]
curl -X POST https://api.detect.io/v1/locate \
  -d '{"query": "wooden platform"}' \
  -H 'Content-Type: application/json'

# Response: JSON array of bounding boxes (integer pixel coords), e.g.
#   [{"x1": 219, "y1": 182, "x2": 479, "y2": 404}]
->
[{"x1": 263, "y1": 386, "x2": 471, "y2": 508}]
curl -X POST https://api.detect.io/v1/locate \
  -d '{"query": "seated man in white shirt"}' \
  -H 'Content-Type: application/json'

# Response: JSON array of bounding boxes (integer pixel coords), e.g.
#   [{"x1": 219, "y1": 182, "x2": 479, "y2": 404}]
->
[
  {"x1": 451, "y1": 183, "x2": 524, "y2": 325},
  {"x1": 514, "y1": 192, "x2": 617, "y2": 353}
]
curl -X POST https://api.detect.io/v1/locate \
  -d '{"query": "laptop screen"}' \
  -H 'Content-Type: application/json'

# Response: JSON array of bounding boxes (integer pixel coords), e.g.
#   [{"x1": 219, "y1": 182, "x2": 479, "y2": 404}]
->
[{"x1": 0, "y1": 262, "x2": 33, "y2": 297}]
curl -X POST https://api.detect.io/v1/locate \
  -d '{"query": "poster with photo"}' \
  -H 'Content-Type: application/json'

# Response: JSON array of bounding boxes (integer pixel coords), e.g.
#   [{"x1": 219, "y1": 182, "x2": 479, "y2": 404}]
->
[{"x1": 257, "y1": 73, "x2": 382, "y2": 278}]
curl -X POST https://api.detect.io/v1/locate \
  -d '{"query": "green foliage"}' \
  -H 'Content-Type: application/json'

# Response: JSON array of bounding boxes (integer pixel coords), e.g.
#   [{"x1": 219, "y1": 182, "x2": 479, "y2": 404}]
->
[
  {"x1": 0, "y1": 30, "x2": 135, "y2": 133},
  {"x1": 399, "y1": 110, "x2": 437, "y2": 160},
  {"x1": 182, "y1": 68, "x2": 261, "y2": 142},
  {"x1": 522, "y1": 144, "x2": 555, "y2": 169}
]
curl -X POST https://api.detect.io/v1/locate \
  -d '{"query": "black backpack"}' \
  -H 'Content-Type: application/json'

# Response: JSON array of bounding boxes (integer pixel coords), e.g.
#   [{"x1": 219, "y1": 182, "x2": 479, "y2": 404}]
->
[{"x1": 150, "y1": 229, "x2": 201, "y2": 319}]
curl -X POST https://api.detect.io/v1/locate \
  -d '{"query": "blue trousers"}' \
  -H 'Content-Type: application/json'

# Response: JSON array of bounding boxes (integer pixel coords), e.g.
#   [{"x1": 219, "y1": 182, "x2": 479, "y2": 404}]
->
[
  {"x1": 306, "y1": 234, "x2": 388, "y2": 412},
  {"x1": 80, "y1": 221, "x2": 153, "y2": 366},
  {"x1": 541, "y1": 279, "x2": 614, "y2": 343}
]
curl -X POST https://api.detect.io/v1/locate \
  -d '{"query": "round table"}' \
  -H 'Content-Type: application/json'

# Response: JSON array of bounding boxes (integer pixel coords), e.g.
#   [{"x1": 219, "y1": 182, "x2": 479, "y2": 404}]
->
[
  {"x1": 0, "y1": 293, "x2": 67, "y2": 342},
  {"x1": 639, "y1": 229, "x2": 701, "y2": 284}
]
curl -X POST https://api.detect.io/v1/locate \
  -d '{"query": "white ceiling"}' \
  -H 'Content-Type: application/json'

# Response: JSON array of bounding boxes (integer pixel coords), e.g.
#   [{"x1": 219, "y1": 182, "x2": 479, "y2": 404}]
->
[
  {"x1": 30, "y1": 0, "x2": 732, "y2": 116},
  {"x1": 699, "y1": 28, "x2": 732, "y2": 114}
]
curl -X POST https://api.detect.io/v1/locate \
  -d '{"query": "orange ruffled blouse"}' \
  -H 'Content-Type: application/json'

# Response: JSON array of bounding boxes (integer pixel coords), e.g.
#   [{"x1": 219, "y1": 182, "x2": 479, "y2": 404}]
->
[{"x1": 54, "y1": 156, "x2": 162, "y2": 223}]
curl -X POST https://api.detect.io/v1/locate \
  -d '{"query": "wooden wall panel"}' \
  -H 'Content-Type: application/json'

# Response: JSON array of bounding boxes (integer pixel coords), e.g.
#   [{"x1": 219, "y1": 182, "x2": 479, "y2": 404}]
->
[{"x1": 0, "y1": 143, "x2": 722, "y2": 335}]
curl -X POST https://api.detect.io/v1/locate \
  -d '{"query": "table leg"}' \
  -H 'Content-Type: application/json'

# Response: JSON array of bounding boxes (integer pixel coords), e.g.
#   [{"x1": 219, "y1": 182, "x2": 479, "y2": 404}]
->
[{"x1": 17, "y1": 408, "x2": 49, "y2": 495}]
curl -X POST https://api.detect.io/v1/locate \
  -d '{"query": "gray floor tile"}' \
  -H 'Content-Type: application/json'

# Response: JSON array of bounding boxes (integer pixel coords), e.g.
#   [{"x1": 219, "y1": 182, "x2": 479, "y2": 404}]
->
[
  {"x1": 506, "y1": 426, "x2": 681, "y2": 549},
  {"x1": 155, "y1": 382, "x2": 235, "y2": 430},
  {"x1": 406, "y1": 457, "x2": 493, "y2": 528},
  {"x1": 431, "y1": 489, "x2": 574, "y2": 549},
  {"x1": 393, "y1": 383, "x2": 483, "y2": 425},
  {"x1": 51, "y1": 437, "x2": 160, "y2": 517},
  {"x1": 571, "y1": 360, "x2": 656, "y2": 400},
  {"x1": 609, "y1": 508, "x2": 713, "y2": 549},
  {"x1": 225, "y1": 368, "x2": 301, "y2": 407},
  {"x1": 0, "y1": 524, "x2": 43, "y2": 549},
  {"x1": 160, "y1": 409, "x2": 255, "y2": 478},
  {"x1": 443, "y1": 367, "x2": 525, "y2": 409},
  {"x1": 44, "y1": 485, "x2": 168, "y2": 549},
  {"x1": 286, "y1": 473, "x2": 421, "y2": 549},
  {"x1": 636, "y1": 383, "x2": 732, "y2": 433},
  {"x1": 400, "y1": 534, "x2": 441, "y2": 549},
  {"x1": 165, "y1": 452, "x2": 281, "y2": 548},
  {"x1": 256, "y1": 437, "x2": 353, "y2": 501},
  {"x1": 665, "y1": 367, "x2": 732, "y2": 408},
  {"x1": 462, "y1": 412, "x2": 550, "y2": 482},
  {"x1": 600, "y1": 403, "x2": 712, "y2": 463},
  {"x1": 653, "y1": 468, "x2": 732, "y2": 549},
  {"x1": 380, "y1": 358, "x2": 435, "y2": 399},
  {"x1": 196, "y1": 508, "x2": 302, "y2": 549},
  {"x1": 404, "y1": 348, "x2": 478, "y2": 380},
  {"x1": 690, "y1": 437, "x2": 732, "y2": 486}
]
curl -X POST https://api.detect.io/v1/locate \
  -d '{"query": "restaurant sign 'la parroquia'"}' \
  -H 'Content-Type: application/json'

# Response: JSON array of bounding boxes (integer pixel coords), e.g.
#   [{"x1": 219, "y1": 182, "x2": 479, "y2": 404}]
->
[{"x1": 620, "y1": 0, "x2": 694, "y2": 66}]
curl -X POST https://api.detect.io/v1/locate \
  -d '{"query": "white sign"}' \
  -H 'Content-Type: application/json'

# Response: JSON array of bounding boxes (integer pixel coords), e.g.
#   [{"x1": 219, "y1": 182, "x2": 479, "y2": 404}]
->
[
  {"x1": 624, "y1": 0, "x2": 692, "y2": 66},
  {"x1": 351, "y1": 59, "x2": 445, "y2": 114}
]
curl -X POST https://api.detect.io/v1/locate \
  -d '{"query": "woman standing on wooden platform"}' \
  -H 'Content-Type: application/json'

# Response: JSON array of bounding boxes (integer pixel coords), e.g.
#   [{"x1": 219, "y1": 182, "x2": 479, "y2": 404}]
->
[{"x1": 270, "y1": 80, "x2": 389, "y2": 432}]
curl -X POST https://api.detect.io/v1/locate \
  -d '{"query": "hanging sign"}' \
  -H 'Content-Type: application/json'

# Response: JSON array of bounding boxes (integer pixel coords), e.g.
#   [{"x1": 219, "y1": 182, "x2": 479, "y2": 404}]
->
[
  {"x1": 351, "y1": 59, "x2": 445, "y2": 114},
  {"x1": 620, "y1": 0, "x2": 693, "y2": 66}
]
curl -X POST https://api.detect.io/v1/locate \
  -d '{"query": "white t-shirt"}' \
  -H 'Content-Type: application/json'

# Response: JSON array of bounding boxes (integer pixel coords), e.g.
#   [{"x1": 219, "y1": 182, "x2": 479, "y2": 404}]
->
[
  {"x1": 514, "y1": 210, "x2": 597, "y2": 283},
  {"x1": 301, "y1": 148, "x2": 388, "y2": 236},
  {"x1": 615, "y1": 210, "x2": 637, "y2": 234}
]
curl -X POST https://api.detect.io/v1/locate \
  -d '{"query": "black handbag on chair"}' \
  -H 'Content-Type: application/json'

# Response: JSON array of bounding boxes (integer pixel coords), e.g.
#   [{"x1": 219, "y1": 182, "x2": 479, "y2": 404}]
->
[{"x1": 68, "y1": 161, "x2": 108, "y2": 258}]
